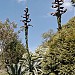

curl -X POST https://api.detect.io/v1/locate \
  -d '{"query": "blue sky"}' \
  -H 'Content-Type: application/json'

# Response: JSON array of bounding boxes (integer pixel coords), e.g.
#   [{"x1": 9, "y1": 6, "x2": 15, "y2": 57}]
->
[{"x1": 0, "y1": 0, "x2": 74, "y2": 52}]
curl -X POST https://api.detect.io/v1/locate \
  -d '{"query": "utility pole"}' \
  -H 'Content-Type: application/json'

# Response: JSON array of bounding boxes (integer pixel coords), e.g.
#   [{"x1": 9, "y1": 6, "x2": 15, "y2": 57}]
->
[
  {"x1": 51, "y1": 0, "x2": 67, "y2": 31},
  {"x1": 21, "y1": 7, "x2": 33, "y2": 73}
]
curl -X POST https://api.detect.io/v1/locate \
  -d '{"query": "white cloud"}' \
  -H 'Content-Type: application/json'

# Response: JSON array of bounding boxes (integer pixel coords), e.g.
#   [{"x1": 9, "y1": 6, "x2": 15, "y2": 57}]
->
[
  {"x1": 63, "y1": 0, "x2": 73, "y2": 10},
  {"x1": 63, "y1": 0, "x2": 72, "y2": 7},
  {"x1": 17, "y1": 0, "x2": 26, "y2": 3}
]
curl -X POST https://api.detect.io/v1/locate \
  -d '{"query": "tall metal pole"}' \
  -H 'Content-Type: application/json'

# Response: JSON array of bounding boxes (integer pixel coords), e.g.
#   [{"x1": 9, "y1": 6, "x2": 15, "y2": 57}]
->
[
  {"x1": 21, "y1": 7, "x2": 32, "y2": 73},
  {"x1": 51, "y1": 0, "x2": 67, "y2": 31}
]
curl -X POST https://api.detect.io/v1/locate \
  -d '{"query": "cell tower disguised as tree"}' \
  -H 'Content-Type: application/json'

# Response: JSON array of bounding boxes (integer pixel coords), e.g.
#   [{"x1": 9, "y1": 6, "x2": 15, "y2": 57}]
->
[
  {"x1": 51, "y1": 0, "x2": 67, "y2": 31},
  {"x1": 21, "y1": 7, "x2": 33, "y2": 74}
]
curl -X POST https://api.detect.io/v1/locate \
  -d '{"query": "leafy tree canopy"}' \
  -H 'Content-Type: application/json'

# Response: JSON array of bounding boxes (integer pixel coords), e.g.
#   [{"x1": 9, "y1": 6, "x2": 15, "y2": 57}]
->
[
  {"x1": 0, "y1": 19, "x2": 26, "y2": 68},
  {"x1": 36, "y1": 17, "x2": 75, "y2": 75}
]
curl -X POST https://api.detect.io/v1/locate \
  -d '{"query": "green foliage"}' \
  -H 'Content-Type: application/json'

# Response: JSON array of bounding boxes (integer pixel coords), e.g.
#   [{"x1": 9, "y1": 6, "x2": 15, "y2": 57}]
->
[
  {"x1": 39, "y1": 17, "x2": 75, "y2": 75},
  {"x1": 0, "y1": 19, "x2": 18, "y2": 66},
  {"x1": 0, "y1": 70, "x2": 8, "y2": 75},
  {"x1": 4, "y1": 39, "x2": 25, "y2": 64},
  {"x1": 0, "y1": 15, "x2": 75, "y2": 75},
  {"x1": 42, "y1": 29, "x2": 54, "y2": 42},
  {"x1": 71, "y1": 0, "x2": 75, "y2": 3},
  {"x1": 0, "y1": 19, "x2": 25, "y2": 64},
  {"x1": 0, "y1": 19, "x2": 26, "y2": 75},
  {"x1": 0, "y1": 19, "x2": 17, "y2": 47}
]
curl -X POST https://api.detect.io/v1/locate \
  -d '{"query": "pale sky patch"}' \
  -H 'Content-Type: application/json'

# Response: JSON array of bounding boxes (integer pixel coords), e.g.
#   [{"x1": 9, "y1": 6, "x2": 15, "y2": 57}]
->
[
  {"x1": 17, "y1": 0, "x2": 26, "y2": 3},
  {"x1": 43, "y1": 13, "x2": 52, "y2": 18},
  {"x1": 0, "y1": 49, "x2": 1, "y2": 52},
  {"x1": 63, "y1": 0, "x2": 72, "y2": 8},
  {"x1": 63, "y1": 0, "x2": 73, "y2": 11}
]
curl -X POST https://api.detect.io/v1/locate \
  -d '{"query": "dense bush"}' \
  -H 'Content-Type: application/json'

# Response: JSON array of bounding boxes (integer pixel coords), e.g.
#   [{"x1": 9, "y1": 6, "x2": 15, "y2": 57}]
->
[{"x1": 40, "y1": 17, "x2": 75, "y2": 75}]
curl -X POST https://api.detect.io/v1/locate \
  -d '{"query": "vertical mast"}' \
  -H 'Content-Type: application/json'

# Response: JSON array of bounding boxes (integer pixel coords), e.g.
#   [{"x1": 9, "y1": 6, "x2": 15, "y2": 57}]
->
[
  {"x1": 21, "y1": 7, "x2": 32, "y2": 72},
  {"x1": 51, "y1": 0, "x2": 67, "y2": 31}
]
